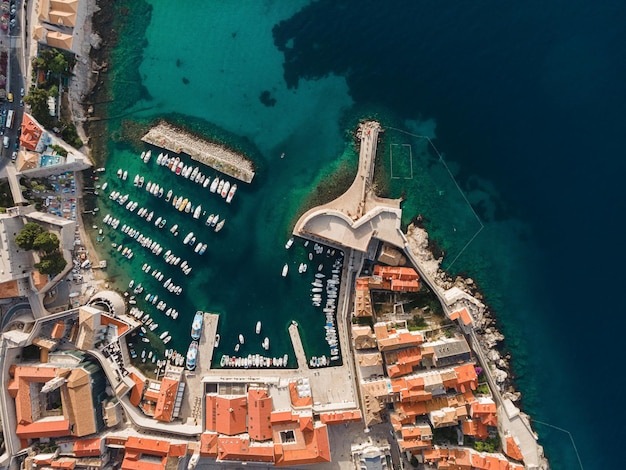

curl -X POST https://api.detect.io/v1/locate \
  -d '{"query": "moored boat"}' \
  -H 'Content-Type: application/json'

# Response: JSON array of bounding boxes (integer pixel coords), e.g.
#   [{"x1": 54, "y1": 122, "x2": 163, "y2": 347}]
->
[
  {"x1": 193, "y1": 205, "x2": 202, "y2": 219},
  {"x1": 282, "y1": 264, "x2": 288, "y2": 277},
  {"x1": 256, "y1": 321, "x2": 261, "y2": 334},
  {"x1": 221, "y1": 180, "x2": 230, "y2": 198},
  {"x1": 191, "y1": 311, "x2": 203, "y2": 340},
  {"x1": 226, "y1": 184, "x2": 237, "y2": 203},
  {"x1": 210, "y1": 177, "x2": 219, "y2": 193},
  {"x1": 214, "y1": 219, "x2": 225, "y2": 233},
  {"x1": 186, "y1": 341, "x2": 198, "y2": 370}
]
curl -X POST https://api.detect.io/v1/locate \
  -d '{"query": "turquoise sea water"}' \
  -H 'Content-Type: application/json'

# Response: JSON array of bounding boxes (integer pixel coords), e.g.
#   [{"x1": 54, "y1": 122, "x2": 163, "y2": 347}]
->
[{"x1": 94, "y1": 1, "x2": 626, "y2": 468}]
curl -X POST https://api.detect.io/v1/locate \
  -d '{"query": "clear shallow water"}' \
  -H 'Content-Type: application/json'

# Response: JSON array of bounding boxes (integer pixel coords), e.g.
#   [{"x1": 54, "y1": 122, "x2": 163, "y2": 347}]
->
[{"x1": 96, "y1": 1, "x2": 626, "y2": 468}]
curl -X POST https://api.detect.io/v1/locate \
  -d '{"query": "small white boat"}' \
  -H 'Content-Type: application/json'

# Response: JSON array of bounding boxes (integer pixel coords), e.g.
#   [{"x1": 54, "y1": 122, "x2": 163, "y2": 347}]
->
[
  {"x1": 285, "y1": 237, "x2": 294, "y2": 249},
  {"x1": 262, "y1": 337, "x2": 269, "y2": 350},
  {"x1": 239, "y1": 334, "x2": 244, "y2": 344},
  {"x1": 282, "y1": 264, "x2": 288, "y2": 277},
  {"x1": 221, "y1": 180, "x2": 230, "y2": 198},
  {"x1": 133, "y1": 174, "x2": 139, "y2": 186},
  {"x1": 203, "y1": 177, "x2": 211, "y2": 188},
  {"x1": 214, "y1": 334, "x2": 220, "y2": 348},
  {"x1": 226, "y1": 184, "x2": 237, "y2": 203},
  {"x1": 122, "y1": 170, "x2": 128, "y2": 180},
  {"x1": 256, "y1": 321, "x2": 261, "y2": 334},
  {"x1": 193, "y1": 205, "x2": 202, "y2": 219},
  {"x1": 214, "y1": 219, "x2": 225, "y2": 233},
  {"x1": 217, "y1": 179, "x2": 225, "y2": 195},
  {"x1": 117, "y1": 168, "x2": 122, "y2": 178},
  {"x1": 210, "y1": 177, "x2": 220, "y2": 193}
]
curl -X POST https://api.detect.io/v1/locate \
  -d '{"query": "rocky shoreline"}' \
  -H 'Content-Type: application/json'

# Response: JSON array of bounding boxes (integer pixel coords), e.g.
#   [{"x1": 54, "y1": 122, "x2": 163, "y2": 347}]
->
[{"x1": 404, "y1": 223, "x2": 522, "y2": 404}]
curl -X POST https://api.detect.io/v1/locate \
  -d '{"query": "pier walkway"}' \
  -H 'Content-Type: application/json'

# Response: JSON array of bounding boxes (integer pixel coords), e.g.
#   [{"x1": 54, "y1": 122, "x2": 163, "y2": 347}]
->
[
  {"x1": 288, "y1": 322, "x2": 307, "y2": 370},
  {"x1": 142, "y1": 122, "x2": 255, "y2": 183},
  {"x1": 294, "y1": 121, "x2": 405, "y2": 252}
]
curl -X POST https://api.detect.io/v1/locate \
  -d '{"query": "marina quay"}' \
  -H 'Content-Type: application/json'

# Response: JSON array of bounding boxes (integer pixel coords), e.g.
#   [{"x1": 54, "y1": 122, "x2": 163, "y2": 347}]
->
[
  {"x1": 0, "y1": 114, "x2": 547, "y2": 469},
  {"x1": 141, "y1": 121, "x2": 256, "y2": 183}
]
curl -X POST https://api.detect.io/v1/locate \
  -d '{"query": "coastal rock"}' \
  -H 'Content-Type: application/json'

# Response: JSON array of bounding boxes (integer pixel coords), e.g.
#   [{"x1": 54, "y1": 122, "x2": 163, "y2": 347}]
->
[
  {"x1": 503, "y1": 391, "x2": 522, "y2": 402},
  {"x1": 487, "y1": 349, "x2": 500, "y2": 362},
  {"x1": 90, "y1": 33, "x2": 102, "y2": 50},
  {"x1": 493, "y1": 367, "x2": 508, "y2": 384}
]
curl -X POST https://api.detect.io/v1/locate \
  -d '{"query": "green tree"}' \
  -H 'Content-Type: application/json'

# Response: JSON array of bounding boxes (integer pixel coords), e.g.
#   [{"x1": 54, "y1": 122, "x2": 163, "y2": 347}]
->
[
  {"x1": 48, "y1": 84, "x2": 59, "y2": 98},
  {"x1": 49, "y1": 53, "x2": 69, "y2": 75},
  {"x1": 14, "y1": 223, "x2": 45, "y2": 250},
  {"x1": 35, "y1": 252, "x2": 67, "y2": 275},
  {"x1": 23, "y1": 88, "x2": 53, "y2": 128},
  {"x1": 33, "y1": 232, "x2": 60, "y2": 254}
]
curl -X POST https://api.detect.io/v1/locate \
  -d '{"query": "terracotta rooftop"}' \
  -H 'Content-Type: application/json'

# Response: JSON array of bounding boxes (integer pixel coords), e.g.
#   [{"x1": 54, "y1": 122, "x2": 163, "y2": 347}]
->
[
  {"x1": 51, "y1": 458, "x2": 77, "y2": 469},
  {"x1": 208, "y1": 395, "x2": 248, "y2": 436},
  {"x1": 462, "y1": 419, "x2": 489, "y2": 440},
  {"x1": 320, "y1": 410, "x2": 362, "y2": 424},
  {"x1": 16, "y1": 419, "x2": 71, "y2": 439},
  {"x1": 20, "y1": 113, "x2": 44, "y2": 151},
  {"x1": 217, "y1": 437, "x2": 274, "y2": 463},
  {"x1": 504, "y1": 436, "x2": 524, "y2": 462},
  {"x1": 199, "y1": 432, "x2": 218, "y2": 457},
  {"x1": 0, "y1": 279, "x2": 20, "y2": 299},
  {"x1": 450, "y1": 307, "x2": 474, "y2": 326},
  {"x1": 129, "y1": 373, "x2": 145, "y2": 407},
  {"x1": 274, "y1": 424, "x2": 331, "y2": 467},
  {"x1": 72, "y1": 438, "x2": 103, "y2": 457},
  {"x1": 153, "y1": 377, "x2": 179, "y2": 422},
  {"x1": 248, "y1": 388, "x2": 273, "y2": 441}
]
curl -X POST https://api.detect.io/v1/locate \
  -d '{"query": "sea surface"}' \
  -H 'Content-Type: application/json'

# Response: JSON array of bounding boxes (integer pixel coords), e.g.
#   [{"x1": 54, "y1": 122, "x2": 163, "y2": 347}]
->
[{"x1": 94, "y1": 1, "x2": 626, "y2": 468}]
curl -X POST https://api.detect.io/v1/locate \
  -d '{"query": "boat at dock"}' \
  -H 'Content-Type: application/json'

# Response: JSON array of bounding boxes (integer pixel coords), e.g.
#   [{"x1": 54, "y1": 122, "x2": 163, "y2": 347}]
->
[
  {"x1": 285, "y1": 237, "x2": 294, "y2": 249},
  {"x1": 186, "y1": 341, "x2": 198, "y2": 370},
  {"x1": 256, "y1": 321, "x2": 261, "y2": 334},
  {"x1": 282, "y1": 264, "x2": 288, "y2": 277},
  {"x1": 183, "y1": 232, "x2": 194, "y2": 244},
  {"x1": 221, "y1": 180, "x2": 230, "y2": 198},
  {"x1": 262, "y1": 337, "x2": 269, "y2": 350},
  {"x1": 191, "y1": 311, "x2": 203, "y2": 340},
  {"x1": 239, "y1": 334, "x2": 244, "y2": 344},
  {"x1": 217, "y1": 179, "x2": 225, "y2": 195},
  {"x1": 226, "y1": 184, "x2": 237, "y2": 203},
  {"x1": 203, "y1": 177, "x2": 211, "y2": 188},
  {"x1": 193, "y1": 205, "x2": 202, "y2": 219},
  {"x1": 214, "y1": 334, "x2": 220, "y2": 348},
  {"x1": 143, "y1": 150, "x2": 152, "y2": 163},
  {"x1": 214, "y1": 219, "x2": 225, "y2": 233},
  {"x1": 179, "y1": 198, "x2": 188, "y2": 212},
  {"x1": 210, "y1": 178, "x2": 219, "y2": 193}
]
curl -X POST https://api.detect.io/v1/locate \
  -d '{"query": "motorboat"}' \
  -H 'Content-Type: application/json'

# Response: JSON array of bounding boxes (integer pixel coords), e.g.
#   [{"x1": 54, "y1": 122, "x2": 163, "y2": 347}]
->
[
  {"x1": 221, "y1": 180, "x2": 230, "y2": 198},
  {"x1": 203, "y1": 177, "x2": 211, "y2": 188},
  {"x1": 198, "y1": 244, "x2": 207, "y2": 255},
  {"x1": 185, "y1": 202, "x2": 192, "y2": 213},
  {"x1": 143, "y1": 150, "x2": 151, "y2": 163},
  {"x1": 215, "y1": 334, "x2": 220, "y2": 348},
  {"x1": 186, "y1": 341, "x2": 198, "y2": 370},
  {"x1": 282, "y1": 264, "x2": 288, "y2": 277},
  {"x1": 160, "y1": 331, "x2": 169, "y2": 340},
  {"x1": 183, "y1": 232, "x2": 194, "y2": 244},
  {"x1": 226, "y1": 184, "x2": 237, "y2": 203},
  {"x1": 170, "y1": 224, "x2": 178, "y2": 234},
  {"x1": 285, "y1": 237, "x2": 294, "y2": 249},
  {"x1": 210, "y1": 177, "x2": 219, "y2": 193},
  {"x1": 206, "y1": 214, "x2": 215, "y2": 226},
  {"x1": 239, "y1": 334, "x2": 244, "y2": 344},
  {"x1": 133, "y1": 174, "x2": 139, "y2": 186},
  {"x1": 138, "y1": 176, "x2": 144, "y2": 187},
  {"x1": 214, "y1": 220, "x2": 225, "y2": 233},
  {"x1": 193, "y1": 205, "x2": 202, "y2": 219},
  {"x1": 210, "y1": 214, "x2": 219, "y2": 227},
  {"x1": 117, "y1": 168, "x2": 122, "y2": 178},
  {"x1": 165, "y1": 190, "x2": 173, "y2": 202},
  {"x1": 179, "y1": 198, "x2": 188, "y2": 212},
  {"x1": 191, "y1": 311, "x2": 204, "y2": 340},
  {"x1": 194, "y1": 242, "x2": 202, "y2": 253},
  {"x1": 217, "y1": 179, "x2": 225, "y2": 195},
  {"x1": 158, "y1": 218, "x2": 166, "y2": 229},
  {"x1": 262, "y1": 337, "x2": 269, "y2": 350},
  {"x1": 175, "y1": 161, "x2": 184, "y2": 175}
]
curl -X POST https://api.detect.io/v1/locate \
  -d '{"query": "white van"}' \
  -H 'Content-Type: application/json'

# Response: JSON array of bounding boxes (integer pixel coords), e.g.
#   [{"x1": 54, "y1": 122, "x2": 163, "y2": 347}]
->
[{"x1": 3, "y1": 136, "x2": 9, "y2": 148}]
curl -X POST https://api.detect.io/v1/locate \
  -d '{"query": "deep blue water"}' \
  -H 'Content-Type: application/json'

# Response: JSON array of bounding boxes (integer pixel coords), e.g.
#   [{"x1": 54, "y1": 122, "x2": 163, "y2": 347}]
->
[
  {"x1": 271, "y1": 1, "x2": 626, "y2": 468},
  {"x1": 105, "y1": 1, "x2": 626, "y2": 468}
]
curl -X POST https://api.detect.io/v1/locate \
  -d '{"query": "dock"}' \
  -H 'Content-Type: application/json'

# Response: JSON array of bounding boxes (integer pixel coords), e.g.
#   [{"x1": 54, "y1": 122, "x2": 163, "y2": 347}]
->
[
  {"x1": 141, "y1": 121, "x2": 256, "y2": 183},
  {"x1": 202, "y1": 312, "x2": 220, "y2": 369},
  {"x1": 288, "y1": 322, "x2": 308, "y2": 370}
]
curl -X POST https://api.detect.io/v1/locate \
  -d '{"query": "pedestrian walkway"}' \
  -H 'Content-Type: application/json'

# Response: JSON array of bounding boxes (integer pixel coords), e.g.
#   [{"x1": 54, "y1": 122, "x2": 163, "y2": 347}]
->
[{"x1": 288, "y1": 322, "x2": 307, "y2": 370}]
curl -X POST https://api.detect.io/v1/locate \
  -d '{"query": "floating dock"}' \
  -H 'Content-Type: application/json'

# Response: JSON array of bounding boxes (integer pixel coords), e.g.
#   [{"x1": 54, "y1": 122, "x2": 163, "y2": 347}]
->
[{"x1": 142, "y1": 121, "x2": 255, "y2": 183}]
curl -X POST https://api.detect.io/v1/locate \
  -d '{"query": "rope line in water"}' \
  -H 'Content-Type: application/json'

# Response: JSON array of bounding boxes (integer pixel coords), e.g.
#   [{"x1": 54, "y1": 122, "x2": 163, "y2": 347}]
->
[
  {"x1": 532, "y1": 419, "x2": 585, "y2": 470},
  {"x1": 385, "y1": 126, "x2": 484, "y2": 269}
]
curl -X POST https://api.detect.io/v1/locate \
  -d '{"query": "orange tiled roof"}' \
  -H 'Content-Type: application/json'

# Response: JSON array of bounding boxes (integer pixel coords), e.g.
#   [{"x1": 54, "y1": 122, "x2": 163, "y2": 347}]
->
[
  {"x1": 129, "y1": 373, "x2": 145, "y2": 407},
  {"x1": 450, "y1": 307, "x2": 473, "y2": 326},
  {"x1": 20, "y1": 114, "x2": 43, "y2": 151},
  {"x1": 319, "y1": 409, "x2": 362, "y2": 424},
  {"x1": 390, "y1": 278, "x2": 420, "y2": 292},
  {"x1": 462, "y1": 419, "x2": 489, "y2": 440},
  {"x1": 471, "y1": 399, "x2": 498, "y2": 427},
  {"x1": 217, "y1": 437, "x2": 274, "y2": 463},
  {"x1": 248, "y1": 388, "x2": 273, "y2": 441},
  {"x1": 454, "y1": 363, "x2": 478, "y2": 391},
  {"x1": 100, "y1": 313, "x2": 130, "y2": 336},
  {"x1": 16, "y1": 420, "x2": 71, "y2": 439},
  {"x1": 270, "y1": 410, "x2": 295, "y2": 424},
  {"x1": 505, "y1": 436, "x2": 524, "y2": 461},
  {"x1": 122, "y1": 437, "x2": 172, "y2": 470},
  {"x1": 51, "y1": 459, "x2": 77, "y2": 469},
  {"x1": 51, "y1": 321, "x2": 65, "y2": 339},
  {"x1": 73, "y1": 438, "x2": 102, "y2": 457},
  {"x1": 0, "y1": 279, "x2": 20, "y2": 299},
  {"x1": 470, "y1": 452, "x2": 512, "y2": 470},
  {"x1": 213, "y1": 395, "x2": 248, "y2": 436},
  {"x1": 274, "y1": 425, "x2": 331, "y2": 467},
  {"x1": 373, "y1": 265, "x2": 419, "y2": 281},
  {"x1": 289, "y1": 381, "x2": 313, "y2": 408},
  {"x1": 356, "y1": 277, "x2": 370, "y2": 290},
  {"x1": 200, "y1": 433, "x2": 218, "y2": 457},
  {"x1": 154, "y1": 377, "x2": 179, "y2": 422},
  {"x1": 9, "y1": 365, "x2": 62, "y2": 426}
]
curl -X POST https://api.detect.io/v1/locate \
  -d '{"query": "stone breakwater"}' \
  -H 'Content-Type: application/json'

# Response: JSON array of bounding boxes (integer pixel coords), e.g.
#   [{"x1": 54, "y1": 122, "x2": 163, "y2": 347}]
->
[
  {"x1": 404, "y1": 223, "x2": 520, "y2": 402},
  {"x1": 142, "y1": 122, "x2": 256, "y2": 183}
]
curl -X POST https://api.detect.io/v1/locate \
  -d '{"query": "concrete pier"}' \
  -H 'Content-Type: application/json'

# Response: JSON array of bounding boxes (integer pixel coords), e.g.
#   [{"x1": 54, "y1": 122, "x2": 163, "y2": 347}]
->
[
  {"x1": 288, "y1": 322, "x2": 308, "y2": 370},
  {"x1": 142, "y1": 121, "x2": 255, "y2": 183}
]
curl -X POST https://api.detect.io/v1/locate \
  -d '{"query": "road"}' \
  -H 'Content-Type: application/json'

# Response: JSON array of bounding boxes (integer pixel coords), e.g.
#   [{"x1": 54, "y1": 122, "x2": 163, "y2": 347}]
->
[{"x1": 0, "y1": 0, "x2": 26, "y2": 172}]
